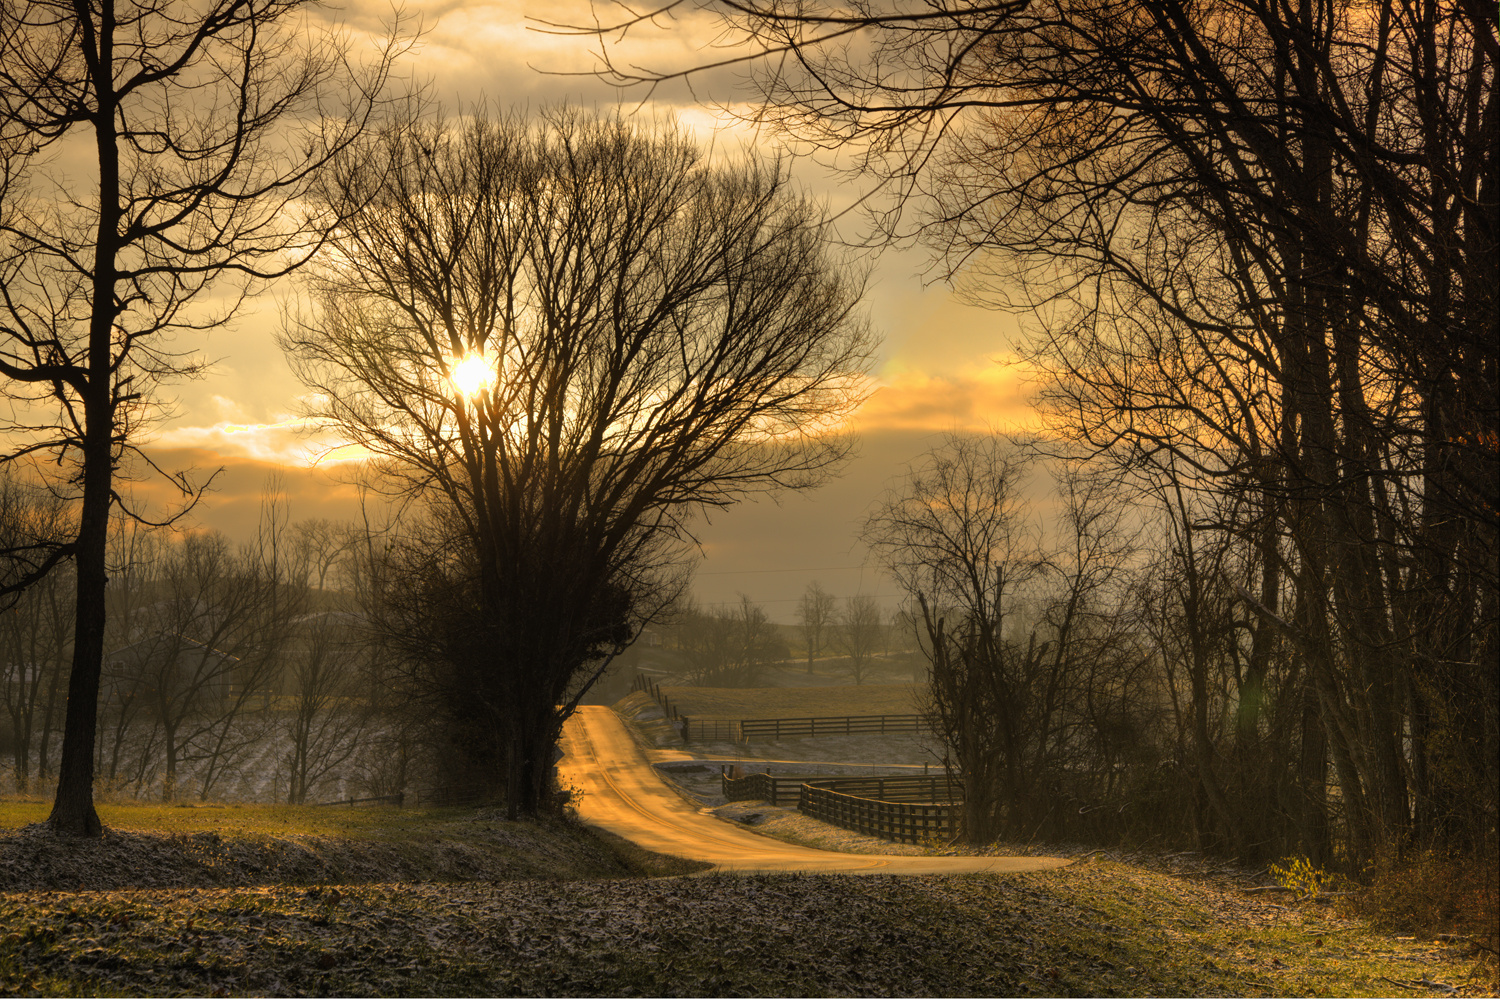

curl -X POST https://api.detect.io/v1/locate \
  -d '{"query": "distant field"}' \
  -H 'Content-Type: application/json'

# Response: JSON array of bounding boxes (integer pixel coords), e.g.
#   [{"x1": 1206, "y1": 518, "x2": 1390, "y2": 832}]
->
[{"x1": 660, "y1": 685, "x2": 924, "y2": 719}]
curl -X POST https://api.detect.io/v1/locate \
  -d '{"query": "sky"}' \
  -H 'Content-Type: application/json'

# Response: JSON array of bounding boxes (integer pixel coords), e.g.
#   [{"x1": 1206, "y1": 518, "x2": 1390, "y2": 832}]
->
[{"x1": 108, "y1": 0, "x2": 1044, "y2": 622}]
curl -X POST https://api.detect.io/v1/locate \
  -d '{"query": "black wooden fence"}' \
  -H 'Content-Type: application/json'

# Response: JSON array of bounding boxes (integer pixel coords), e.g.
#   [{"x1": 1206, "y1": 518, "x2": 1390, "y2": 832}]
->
[
  {"x1": 719, "y1": 771, "x2": 965, "y2": 843},
  {"x1": 798, "y1": 781, "x2": 963, "y2": 844},
  {"x1": 737, "y1": 715, "x2": 926, "y2": 741},
  {"x1": 721, "y1": 771, "x2": 825, "y2": 806},
  {"x1": 683, "y1": 714, "x2": 928, "y2": 742}
]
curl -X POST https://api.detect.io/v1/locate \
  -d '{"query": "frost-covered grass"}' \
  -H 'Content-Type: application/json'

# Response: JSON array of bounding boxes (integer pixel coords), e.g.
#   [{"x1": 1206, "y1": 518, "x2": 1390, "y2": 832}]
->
[
  {"x1": 0, "y1": 798, "x2": 707, "y2": 895},
  {"x1": 1, "y1": 865, "x2": 1487, "y2": 997},
  {"x1": 0, "y1": 792, "x2": 1489, "y2": 997}
]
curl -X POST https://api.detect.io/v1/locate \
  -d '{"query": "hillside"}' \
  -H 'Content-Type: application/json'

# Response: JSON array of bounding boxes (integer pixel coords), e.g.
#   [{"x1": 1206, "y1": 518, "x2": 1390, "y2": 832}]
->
[{"x1": 0, "y1": 798, "x2": 1491, "y2": 996}]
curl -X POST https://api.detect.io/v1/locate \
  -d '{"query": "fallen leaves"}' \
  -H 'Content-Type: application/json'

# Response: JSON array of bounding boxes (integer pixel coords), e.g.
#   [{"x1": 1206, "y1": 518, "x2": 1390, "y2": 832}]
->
[{"x1": 0, "y1": 810, "x2": 1490, "y2": 997}]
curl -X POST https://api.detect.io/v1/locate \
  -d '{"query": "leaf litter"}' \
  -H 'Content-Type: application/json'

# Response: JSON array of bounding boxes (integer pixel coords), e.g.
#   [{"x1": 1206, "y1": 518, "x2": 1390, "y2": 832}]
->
[{"x1": 0, "y1": 813, "x2": 1491, "y2": 997}]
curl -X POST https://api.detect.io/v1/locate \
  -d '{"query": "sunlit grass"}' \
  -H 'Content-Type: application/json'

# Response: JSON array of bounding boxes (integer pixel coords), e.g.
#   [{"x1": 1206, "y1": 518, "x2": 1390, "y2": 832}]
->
[
  {"x1": 1031, "y1": 860, "x2": 1488, "y2": 997},
  {"x1": 0, "y1": 795, "x2": 470, "y2": 839}
]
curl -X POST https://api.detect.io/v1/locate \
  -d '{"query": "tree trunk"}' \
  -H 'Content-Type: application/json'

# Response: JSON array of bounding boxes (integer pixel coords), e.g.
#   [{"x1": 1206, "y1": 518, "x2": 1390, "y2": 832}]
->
[
  {"x1": 46, "y1": 6, "x2": 123, "y2": 838},
  {"x1": 46, "y1": 469, "x2": 109, "y2": 836}
]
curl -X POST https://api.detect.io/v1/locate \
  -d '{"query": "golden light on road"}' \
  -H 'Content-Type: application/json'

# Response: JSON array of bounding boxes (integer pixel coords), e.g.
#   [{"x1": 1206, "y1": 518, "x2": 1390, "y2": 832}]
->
[{"x1": 449, "y1": 353, "x2": 494, "y2": 398}]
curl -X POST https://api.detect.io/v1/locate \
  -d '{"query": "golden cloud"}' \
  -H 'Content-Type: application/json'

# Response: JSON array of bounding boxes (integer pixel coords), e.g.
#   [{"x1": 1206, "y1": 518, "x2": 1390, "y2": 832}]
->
[
  {"x1": 152, "y1": 419, "x2": 374, "y2": 467},
  {"x1": 854, "y1": 361, "x2": 1042, "y2": 435}
]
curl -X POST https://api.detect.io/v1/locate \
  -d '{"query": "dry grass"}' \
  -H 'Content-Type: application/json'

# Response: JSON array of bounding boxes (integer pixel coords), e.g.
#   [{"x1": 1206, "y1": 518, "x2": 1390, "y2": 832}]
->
[
  {"x1": 0, "y1": 796, "x2": 469, "y2": 840},
  {"x1": 1, "y1": 864, "x2": 1490, "y2": 997},
  {"x1": 661, "y1": 683, "x2": 923, "y2": 719},
  {"x1": 0, "y1": 796, "x2": 705, "y2": 893},
  {"x1": 1347, "y1": 850, "x2": 1500, "y2": 956}
]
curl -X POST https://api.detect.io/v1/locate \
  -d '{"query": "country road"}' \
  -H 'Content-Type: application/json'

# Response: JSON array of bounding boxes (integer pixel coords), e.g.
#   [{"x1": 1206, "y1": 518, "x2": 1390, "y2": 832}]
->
[{"x1": 557, "y1": 705, "x2": 1069, "y2": 875}]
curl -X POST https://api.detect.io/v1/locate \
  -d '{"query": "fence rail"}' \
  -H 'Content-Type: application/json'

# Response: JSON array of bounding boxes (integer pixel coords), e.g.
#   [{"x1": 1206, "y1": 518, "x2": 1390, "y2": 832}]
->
[
  {"x1": 683, "y1": 714, "x2": 929, "y2": 743},
  {"x1": 798, "y1": 781, "x2": 963, "y2": 845},
  {"x1": 738, "y1": 714, "x2": 927, "y2": 741},
  {"x1": 721, "y1": 771, "x2": 962, "y2": 807}
]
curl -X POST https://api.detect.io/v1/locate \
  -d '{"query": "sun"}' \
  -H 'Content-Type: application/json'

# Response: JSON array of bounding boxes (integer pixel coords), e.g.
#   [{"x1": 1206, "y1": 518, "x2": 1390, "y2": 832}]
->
[{"x1": 449, "y1": 353, "x2": 494, "y2": 398}]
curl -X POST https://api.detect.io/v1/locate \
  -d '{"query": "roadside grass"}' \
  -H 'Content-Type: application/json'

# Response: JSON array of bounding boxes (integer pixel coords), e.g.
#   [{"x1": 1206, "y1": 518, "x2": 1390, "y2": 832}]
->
[{"x1": 661, "y1": 683, "x2": 923, "y2": 718}]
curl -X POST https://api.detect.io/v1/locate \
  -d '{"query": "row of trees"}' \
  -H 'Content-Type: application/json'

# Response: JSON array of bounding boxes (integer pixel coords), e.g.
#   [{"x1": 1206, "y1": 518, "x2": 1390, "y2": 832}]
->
[
  {"x1": 867, "y1": 432, "x2": 1489, "y2": 863},
  {"x1": 663, "y1": 587, "x2": 896, "y2": 687},
  {"x1": 587, "y1": 0, "x2": 1498, "y2": 865},
  {"x1": 0, "y1": 482, "x2": 382, "y2": 804}
]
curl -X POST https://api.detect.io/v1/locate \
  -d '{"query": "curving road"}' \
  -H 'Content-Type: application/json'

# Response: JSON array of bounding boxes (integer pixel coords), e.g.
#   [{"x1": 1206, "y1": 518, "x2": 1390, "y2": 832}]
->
[{"x1": 557, "y1": 705, "x2": 1069, "y2": 875}]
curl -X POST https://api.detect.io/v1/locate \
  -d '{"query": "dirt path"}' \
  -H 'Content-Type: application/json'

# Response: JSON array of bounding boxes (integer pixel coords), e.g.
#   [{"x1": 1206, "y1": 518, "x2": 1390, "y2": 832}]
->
[{"x1": 557, "y1": 705, "x2": 1068, "y2": 875}]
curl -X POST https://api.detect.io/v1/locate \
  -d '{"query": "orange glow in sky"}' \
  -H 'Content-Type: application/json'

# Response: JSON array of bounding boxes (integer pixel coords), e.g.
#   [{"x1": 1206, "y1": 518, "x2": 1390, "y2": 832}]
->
[{"x1": 134, "y1": 0, "x2": 1042, "y2": 616}]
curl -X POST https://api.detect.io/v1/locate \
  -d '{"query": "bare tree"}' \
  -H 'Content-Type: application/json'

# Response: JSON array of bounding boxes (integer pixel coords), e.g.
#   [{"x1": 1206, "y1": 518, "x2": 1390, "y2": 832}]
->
[
  {"x1": 579, "y1": 0, "x2": 1499, "y2": 862},
  {"x1": 798, "y1": 581, "x2": 836, "y2": 673},
  {"x1": 282, "y1": 611, "x2": 371, "y2": 804},
  {"x1": 283, "y1": 106, "x2": 874, "y2": 815},
  {"x1": 677, "y1": 594, "x2": 782, "y2": 688},
  {"x1": 0, "y1": 0, "x2": 408, "y2": 835},
  {"x1": 0, "y1": 478, "x2": 72, "y2": 789},
  {"x1": 291, "y1": 519, "x2": 362, "y2": 593},
  {"x1": 106, "y1": 526, "x2": 299, "y2": 800},
  {"x1": 866, "y1": 436, "x2": 1146, "y2": 842},
  {"x1": 836, "y1": 594, "x2": 883, "y2": 685},
  {"x1": 864, "y1": 436, "x2": 1039, "y2": 841}
]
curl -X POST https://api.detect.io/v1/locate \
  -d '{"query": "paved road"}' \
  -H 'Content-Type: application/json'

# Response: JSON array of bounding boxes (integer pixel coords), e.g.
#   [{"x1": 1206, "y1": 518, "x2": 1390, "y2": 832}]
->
[{"x1": 557, "y1": 705, "x2": 1069, "y2": 875}]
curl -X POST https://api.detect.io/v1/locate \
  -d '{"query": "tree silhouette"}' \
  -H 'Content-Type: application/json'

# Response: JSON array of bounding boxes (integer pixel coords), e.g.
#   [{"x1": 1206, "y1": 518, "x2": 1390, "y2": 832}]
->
[
  {"x1": 285, "y1": 107, "x2": 873, "y2": 815},
  {"x1": 0, "y1": 0, "x2": 408, "y2": 835}
]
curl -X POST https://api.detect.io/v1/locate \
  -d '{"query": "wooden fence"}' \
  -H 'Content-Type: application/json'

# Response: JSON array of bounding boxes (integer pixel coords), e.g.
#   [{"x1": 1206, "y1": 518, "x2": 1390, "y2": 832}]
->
[
  {"x1": 739, "y1": 714, "x2": 926, "y2": 740},
  {"x1": 631, "y1": 674, "x2": 683, "y2": 726},
  {"x1": 719, "y1": 771, "x2": 964, "y2": 843},
  {"x1": 803, "y1": 774, "x2": 962, "y2": 802},
  {"x1": 721, "y1": 771, "x2": 825, "y2": 806},
  {"x1": 685, "y1": 718, "x2": 741, "y2": 742},
  {"x1": 685, "y1": 714, "x2": 927, "y2": 743},
  {"x1": 798, "y1": 779, "x2": 963, "y2": 844}
]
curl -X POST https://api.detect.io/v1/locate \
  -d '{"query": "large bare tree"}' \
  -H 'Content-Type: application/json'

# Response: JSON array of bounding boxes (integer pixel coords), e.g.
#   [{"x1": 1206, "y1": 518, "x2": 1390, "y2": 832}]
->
[
  {"x1": 798, "y1": 580, "x2": 835, "y2": 673},
  {"x1": 283, "y1": 107, "x2": 874, "y2": 816},
  {"x1": 866, "y1": 435, "x2": 1147, "y2": 843},
  {"x1": 580, "y1": 0, "x2": 1498, "y2": 861},
  {"x1": 0, "y1": 0, "x2": 408, "y2": 835}
]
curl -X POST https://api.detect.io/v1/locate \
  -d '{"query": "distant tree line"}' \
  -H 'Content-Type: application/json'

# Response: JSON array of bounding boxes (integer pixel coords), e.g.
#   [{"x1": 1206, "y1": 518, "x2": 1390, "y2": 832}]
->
[{"x1": 0, "y1": 479, "x2": 418, "y2": 806}]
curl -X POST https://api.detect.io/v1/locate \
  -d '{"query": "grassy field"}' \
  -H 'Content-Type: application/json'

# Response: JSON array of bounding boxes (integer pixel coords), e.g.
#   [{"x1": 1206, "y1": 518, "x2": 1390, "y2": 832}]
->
[
  {"x1": 660, "y1": 684, "x2": 923, "y2": 718},
  {"x1": 0, "y1": 797, "x2": 468, "y2": 839},
  {"x1": 0, "y1": 795, "x2": 702, "y2": 893},
  {"x1": 0, "y1": 861, "x2": 1488, "y2": 996},
  {"x1": 1, "y1": 796, "x2": 1490, "y2": 996}
]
